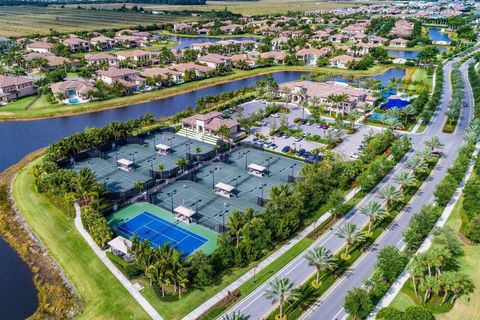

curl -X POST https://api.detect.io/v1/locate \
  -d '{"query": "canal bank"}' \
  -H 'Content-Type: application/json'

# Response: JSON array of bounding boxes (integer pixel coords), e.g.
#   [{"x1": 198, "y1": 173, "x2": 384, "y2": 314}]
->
[{"x1": 0, "y1": 65, "x2": 401, "y2": 122}]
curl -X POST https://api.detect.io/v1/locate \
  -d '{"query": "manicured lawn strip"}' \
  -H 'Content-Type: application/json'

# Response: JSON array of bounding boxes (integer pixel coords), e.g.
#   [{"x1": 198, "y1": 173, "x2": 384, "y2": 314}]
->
[
  {"x1": 13, "y1": 159, "x2": 150, "y2": 320},
  {"x1": 0, "y1": 64, "x2": 400, "y2": 121}
]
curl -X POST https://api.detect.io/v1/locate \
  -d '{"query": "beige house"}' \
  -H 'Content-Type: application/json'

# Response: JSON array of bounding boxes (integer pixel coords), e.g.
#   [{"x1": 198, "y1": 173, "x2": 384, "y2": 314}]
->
[
  {"x1": 197, "y1": 54, "x2": 232, "y2": 69},
  {"x1": 296, "y1": 48, "x2": 330, "y2": 66},
  {"x1": 181, "y1": 111, "x2": 239, "y2": 137},
  {"x1": 85, "y1": 53, "x2": 118, "y2": 66},
  {"x1": 260, "y1": 51, "x2": 287, "y2": 64},
  {"x1": 389, "y1": 38, "x2": 409, "y2": 48},
  {"x1": 26, "y1": 41, "x2": 54, "y2": 53},
  {"x1": 116, "y1": 50, "x2": 152, "y2": 65},
  {"x1": 0, "y1": 75, "x2": 35, "y2": 104},
  {"x1": 50, "y1": 79, "x2": 95, "y2": 101},
  {"x1": 140, "y1": 67, "x2": 183, "y2": 84},
  {"x1": 90, "y1": 36, "x2": 116, "y2": 50},
  {"x1": 62, "y1": 37, "x2": 91, "y2": 52},
  {"x1": 97, "y1": 68, "x2": 145, "y2": 90},
  {"x1": 328, "y1": 55, "x2": 360, "y2": 69},
  {"x1": 277, "y1": 80, "x2": 376, "y2": 114}
]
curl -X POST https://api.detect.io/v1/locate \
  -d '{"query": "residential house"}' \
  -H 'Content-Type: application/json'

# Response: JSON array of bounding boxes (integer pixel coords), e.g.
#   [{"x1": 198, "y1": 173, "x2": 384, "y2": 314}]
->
[
  {"x1": 0, "y1": 75, "x2": 35, "y2": 104},
  {"x1": 231, "y1": 54, "x2": 257, "y2": 69},
  {"x1": 173, "y1": 23, "x2": 193, "y2": 33},
  {"x1": 348, "y1": 43, "x2": 377, "y2": 56},
  {"x1": 181, "y1": 111, "x2": 239, "y2": 137},
  {"x1": 90, "y1": 36, "x2": 116, "y2": 51},
  {"x1": 312, "y1": 30, "x2": 331, "y2": 41},
  {"x1": 277, "y1": 80, "x2": 376, "y2": 114},
  {"x1": 140, "y1": 67, "x2": 183, "y2": 84},
  {"x1": 368, "y1": 36, "x2": 388, "y2": 45},
  {"x1": 260, "y1": 51, "x2": 287, "y2": 64},
  {"x1": 328, "y1": 34, "x2": 346, "y2": 43},
  {"x1": 85, "y1": 53, "x2": 118, "y2": 66},
  {"x1": 390, "y1": 19, "x2": 414, "y2": 38},
  {"x1": 197, "y1": 54, "x2": 232, "y2": 69},
  {"x1": 328, "y1": 55, "x2": 360, "y2": 69},
  {"x1": 220, "y1": 24, "x2": 244, "y2": 34},
  {"x1": 170, "y1": 62, "x2": 214, "y2": 79},
  {"x1": 114, "y1": 35, "x2": 146, "y2": 48},
  {"x1": 296, "y1": 48, "x2": 329, "y2": 66},
  {"x1": 43, "y1": 56, "x2": 71, "y2": 71},
  {"x1": 116, "y1": 50, "x2": 152, "y2": 66},
  {"x1": 62, "y1": 37, "x2": 91, "y2": 53},
  {"x1": 389, "y1": 38, "x2": 409, "y2": 48},
  {"x1": 50, "y1": 79, "x2": 95, "y2": 101},
  {"x1": 97, "y1": 67, "x2": 145, "y2": 91},
  {"x1": 271, "y1": 37, "x2": 289, "y2": 51},
  {"x1": 26, "y1": 41, "x2": 54, "y2": 53}
]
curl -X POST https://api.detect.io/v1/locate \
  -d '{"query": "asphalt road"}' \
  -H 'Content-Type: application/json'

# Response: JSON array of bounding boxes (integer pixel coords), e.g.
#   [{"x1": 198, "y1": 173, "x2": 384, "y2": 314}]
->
[{"x1": 222, "y1": 57, "x2": 475, "y2": 320}]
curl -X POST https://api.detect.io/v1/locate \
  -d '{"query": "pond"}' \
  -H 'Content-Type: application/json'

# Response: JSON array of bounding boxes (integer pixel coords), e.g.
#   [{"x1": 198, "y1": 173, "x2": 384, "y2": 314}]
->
[
  {"x1": 387, "y1": 47, "x2": 446, "y2": 60},
  {"x1": 0, "y1": 67, "x2": 406, "y2": 318},
  {"x1": 428, "y1": 27, "x2": 452, "y2": 43},
  {"x1": 333, "y1": 67, "x2": 406, "y2": 86},
  {"x1": 166, "y1": 35, "x2": 259, "y2": 50}
]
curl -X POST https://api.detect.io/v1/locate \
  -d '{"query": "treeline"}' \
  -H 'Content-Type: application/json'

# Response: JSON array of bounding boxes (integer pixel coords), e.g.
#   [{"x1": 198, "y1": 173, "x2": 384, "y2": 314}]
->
[
  {"x1": 0, "y1": 0, "x2": 206, "y2": 5},
  {"x1": 443, "y1": 65, "x2": 464, "y2": 133},
  {"x1": 421, "y1": 65, "x2": 444, "y2": 125}
]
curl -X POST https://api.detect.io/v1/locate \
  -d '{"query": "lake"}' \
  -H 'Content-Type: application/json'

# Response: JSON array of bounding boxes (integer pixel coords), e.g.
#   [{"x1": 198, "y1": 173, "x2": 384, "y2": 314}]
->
[
  {"x1": 428, "y1": 27, "x2": 452, "y2": 43},
  {"x1": 387, "y1": 47, "x2": 447, "y2": 60}
]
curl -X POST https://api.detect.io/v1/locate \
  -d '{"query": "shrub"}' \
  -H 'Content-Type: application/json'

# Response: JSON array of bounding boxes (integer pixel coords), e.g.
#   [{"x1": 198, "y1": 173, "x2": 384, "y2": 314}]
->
[{"x1": 464, "y1": 215, "x2": 480, "y2": 243}]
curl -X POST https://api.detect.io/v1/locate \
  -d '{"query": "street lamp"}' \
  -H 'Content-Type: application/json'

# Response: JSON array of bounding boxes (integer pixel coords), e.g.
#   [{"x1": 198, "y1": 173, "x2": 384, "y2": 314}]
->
[
  {"x1": 195, "y1": 199, "x2": 202, "y2": 212},
  {"x1": 167, "y1": 190, "x2": 176, "y2": 213},
  {"x1": 210, "y1": 169, "x2": 216, "y2": 189},
  {"x1": 244, "y1": 150, "x2": 250, "y2": 170},
  {"x1": 259, "y1": 183, "x2": 267, "y2": 205}
]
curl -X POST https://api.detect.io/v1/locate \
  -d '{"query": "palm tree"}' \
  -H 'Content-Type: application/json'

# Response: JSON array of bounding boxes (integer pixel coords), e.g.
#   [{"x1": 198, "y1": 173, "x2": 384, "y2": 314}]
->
[
  {"x1": 348, "y1": 109, "x2": 363, "y2": 130},
  {"x1": 405, "y1": 156, "x2": 427, "y2": 176},
  {"x1": 359, "y1": 201, "x2": 387, "y2": 236},
  {"x1": 336, "y1": 222, "x2": 364, "y2": 260},
  {"x1": 305, "y1": 246, "x2": 337, "y2": 287},
  {"x1": 221, "y1": 312, "x2": 250, "y2": 320},
  {"x1": 158, "y1": 163, "x2": 165, "y2": 180},
  {"x1": 216, "y1": 125, "x2": 232, "y2": 144},
  {"x1": 264, "y1": 277, "x2": 298, "y2": 319},
  {"x1": 176, "y1": 158, "x2": 189, "y2": 172},
  {"x1": 424, "y1": 136, "x2": 444, "y2": 153},
  {"x1": 394, "y1": 171, "x2": 416, "y2": 196},
  {"x1": 195, "y1": 145, "x2": 202, "y2": 160},
  {"x1": 227, "y1": 210, "x2": 245, "y2": 248},
  {"x1": 379, "y1": 185, "x2": 400, "y2": 209},
  {"x1": 134, "y1": 180, "x2": 144, "y2": 193},
  {"x1": 407, "y1": 255, "x2": 427, "y2": 298}
]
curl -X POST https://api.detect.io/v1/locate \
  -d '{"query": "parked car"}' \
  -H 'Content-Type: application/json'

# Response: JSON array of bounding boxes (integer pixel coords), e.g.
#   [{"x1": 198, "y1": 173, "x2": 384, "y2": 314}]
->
[
  {"x1": 350, "y1": 152, "x2": 360, "y2": 159},
  {"x1": 307, "y1": 121, "x2": 313, "y2": 126},
  {"x1": 322, "y1": 124, "x2": 330, "y2": 130},
  {"x1": 282, "y1": 133, "x2": 290, "y2": 139},
  {"x1": 294, "y1": 136, "x2": 303, "y2": 142},
  {"x1": 270, "y1": 143, "x2": 278, "y2": 149},
  {"x1": 275, "y1": 132, "x2": 283, "y2": 137},
  {"x1": 282, "y1": 145, "x2": 291, "y2": 153}
]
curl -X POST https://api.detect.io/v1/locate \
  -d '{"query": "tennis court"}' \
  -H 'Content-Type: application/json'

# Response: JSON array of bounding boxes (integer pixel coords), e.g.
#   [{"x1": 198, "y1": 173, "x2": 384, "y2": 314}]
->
[
  {"x1": 108, "y1": 202, "x2": 218, "y2": 256},
  {"x1": 117, "y1": 211, "x2": 207, "y2": 257}
]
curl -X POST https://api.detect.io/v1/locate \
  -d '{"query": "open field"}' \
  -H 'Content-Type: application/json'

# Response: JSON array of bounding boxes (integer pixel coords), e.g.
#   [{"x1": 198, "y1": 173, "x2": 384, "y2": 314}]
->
[
  {"x1": 0, "y1": 64, "x2": 397, "y2": 121},
  {"x1": 390, "y1": 196, "x2": 480, "y2": 320},
  {"x1": 13, "y1": 158, "x2": 151, "y2": 320},
  {"x1": 0, "y1": 6, "x2": 197, "y2": 37},
  {"x1": 66, "y1": 0, "x2": 377, "y2": 16}
]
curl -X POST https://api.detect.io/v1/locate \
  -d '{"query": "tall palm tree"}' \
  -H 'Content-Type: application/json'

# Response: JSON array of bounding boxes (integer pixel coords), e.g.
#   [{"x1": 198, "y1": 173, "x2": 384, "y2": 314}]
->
[
  {"x1": 227, "y1": 210, "x2": 245, "y2": 248},
  {"x1": 216, "y1": 125, "x2": 232, "y2": 144},
  {"x1": 158, "y1": 163, "x2": 165, "y2": 180},
  {"x1": 394, "y1": 171, "x2": 416, "y2": 196},
  {"x1": 336, "y1": 222, "x2": 364, "y2": 260},
  {"x1": 348, "y1": 109, "x2": 363, "y2": 130},
  {"x1": 379, "y1": 184, "x2": 400, "y2": 209},
  {"x1": 359, "y1": 201, "x2": 387, "y2": 236},
  {"x1": 264, "y1": 277, "x2": 298, "y2": 319},
  {"x1": 424, "y1": 136, "x2": 444, "y2": 153},
  {"x1": 305, "y1": 246, "x2": 337, "y2": 286}
]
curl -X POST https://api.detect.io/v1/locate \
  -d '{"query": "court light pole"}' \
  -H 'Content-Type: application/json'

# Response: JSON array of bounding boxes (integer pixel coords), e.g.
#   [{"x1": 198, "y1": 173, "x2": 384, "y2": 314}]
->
[
  {"x1": 244, "y1": 150, "x2": 250, "y2": 170},
  {"x1": 210, "y1": 169, "x2": 215, "y2": 189}
]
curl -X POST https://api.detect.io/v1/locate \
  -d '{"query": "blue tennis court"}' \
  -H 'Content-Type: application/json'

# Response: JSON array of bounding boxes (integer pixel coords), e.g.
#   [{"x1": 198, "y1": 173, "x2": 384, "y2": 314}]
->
[{"x1": 116, "y1": 211, "x2": 207, "y2": 256}]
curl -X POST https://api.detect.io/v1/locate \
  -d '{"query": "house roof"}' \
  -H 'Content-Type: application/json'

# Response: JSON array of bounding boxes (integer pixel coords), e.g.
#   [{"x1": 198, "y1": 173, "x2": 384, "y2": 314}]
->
[
  {"x1": 198, "y1": 54, "x2": 231, "y2": 65},
  {"x1": 50, "y1": 80, "x2": 94, "y2": 95},
  {"x1": 27, "y1": 41, "x2": 54, "y2": 49},
  {"x1": 97, "y1": 67, "x2": 139, "y2": 78},
  {"x1": 116, "y1": 50, "x2": 151, "y2": 59},
  {"x1": 85, "y1": 53, "x2": 117, "y2": 61},
  {"x1": 0, "y1": 75, "x2": 32, "y2": 87}
]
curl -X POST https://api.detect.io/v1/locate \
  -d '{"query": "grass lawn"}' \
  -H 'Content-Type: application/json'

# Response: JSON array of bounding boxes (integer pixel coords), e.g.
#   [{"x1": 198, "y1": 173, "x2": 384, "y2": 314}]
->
[
  {"x1": 68, "y1": 0, "x2": 375, "y2": 15},
  {"x1": 390, "y1": 196, "x2": 480, "y2": 319},
  {"x1": 407, "y1": 68, "x2": 433, "y2": 92},
  {"x1": 13, "y1": 158, "x2": 150, "y2": 320},
  {"x1": 0, "y1": 95, "x2": 37, "y2": 112},
  {"x1": 0, "y1": 64, "x2": 395, "y2": 121}
]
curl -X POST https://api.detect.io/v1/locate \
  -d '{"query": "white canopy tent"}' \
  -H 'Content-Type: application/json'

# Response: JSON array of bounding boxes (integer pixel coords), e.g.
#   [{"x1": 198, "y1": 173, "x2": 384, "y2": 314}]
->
[
  {"x1": 155, "y1": 143, "x2": 171, "y2": 155},
  {"x1": 117, "y1": 158, "x2": 134, "y2": 172},
  {"x1": 174, "y1": 205, "x2": 196, "y2": 224},
  {"x1": 215, "y1": 182, "x2": 235, "y2": 198},
  {"x1": 248, "y1": 163, "x2": 266, "y2": 177}
]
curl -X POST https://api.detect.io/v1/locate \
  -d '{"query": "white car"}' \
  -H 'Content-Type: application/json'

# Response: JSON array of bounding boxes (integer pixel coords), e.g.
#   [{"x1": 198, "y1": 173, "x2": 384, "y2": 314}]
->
[{"x1": 350, "y1": 152, "x2": 360, "y2": 159}]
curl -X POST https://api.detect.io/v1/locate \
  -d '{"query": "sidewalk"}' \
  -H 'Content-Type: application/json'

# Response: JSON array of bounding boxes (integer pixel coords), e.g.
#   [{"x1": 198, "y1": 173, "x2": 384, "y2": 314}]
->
[
  {"x1": 74, "y1": 204, "x2": 163, "y2": 320},
  {"x1": 183, "y1": 188, "x2": 360, "y2": 320},
  {"x1": 367, "y1": 143, "x2": 480, "y2": 319}
]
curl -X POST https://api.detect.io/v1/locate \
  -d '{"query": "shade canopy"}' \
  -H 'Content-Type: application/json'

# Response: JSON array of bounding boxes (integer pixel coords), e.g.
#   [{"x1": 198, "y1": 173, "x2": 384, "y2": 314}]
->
[
  {"x1": 248, "y1": 163, "x2": 266, "y2": 172},
  {"x1": 155, "y1": 143, "x2": 171, "y2": 151},
  {"x1": 108, "y1": 236, "x2": 132, "y2": 255},
  {"x1": 215, "y1": 182, "x2": 235, "y2": 192},
  {"x1": 117, "y1": 158, "x2": 134, "y2": 166},
  {"x1": 174, "y1": 205, "x2": 196, "y2": 217}
]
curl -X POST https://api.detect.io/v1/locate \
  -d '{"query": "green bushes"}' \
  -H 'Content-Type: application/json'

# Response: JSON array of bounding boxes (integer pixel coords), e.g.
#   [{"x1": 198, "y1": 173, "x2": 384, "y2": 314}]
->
[
  {"x1": 442, "y1": 66, "x2": 464, "y2": 133},
  {"x1": 377, "y1": 306, "x2": 434, "y2": 320},
  {"x1": 421, "y1": 66, "x2": 444, "y2": 125},
  {"x1": 403, "y1": 204, "x2": 442, "y2": 251},
  {"x1": 106, "y1": 252, "x2": 141, "y2": 279},
  {"x1": 81, "y1": 205, "x2": 113, "y2": 248},
  {"x1": 434, "y1": 144, "x2": 474, "y2": 207}
]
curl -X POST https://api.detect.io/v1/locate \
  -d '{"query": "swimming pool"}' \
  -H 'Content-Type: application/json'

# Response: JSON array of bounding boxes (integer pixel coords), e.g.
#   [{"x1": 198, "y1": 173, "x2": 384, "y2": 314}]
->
[
  {"x1": 369, "y1": 113, "x2": 398, "y2": 121},
  {"x1": 68, "y1": 97, "x2": 81, "y2": 104}
]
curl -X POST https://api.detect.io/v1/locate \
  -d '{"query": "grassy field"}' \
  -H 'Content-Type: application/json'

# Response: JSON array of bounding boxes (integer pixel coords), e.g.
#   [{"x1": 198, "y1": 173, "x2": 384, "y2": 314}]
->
[
  {"x1": 390, "y1": 196, "x2": 480, "y2": 319},
  {"x1": 407, "y1": 68, "x2": 433, "y2": 92},
  {"x1": 13, "y1": 158, "x2": 151, "y2": 320},
  {"x1": 0, "y1": 6, "x2": 197, "y2": 37},
  {"x1": 69, "y1": 0, "x2": 376, "y2": 16},
  {"x1": 0, "y1": 64, "x2": 395, "y2": 121}
]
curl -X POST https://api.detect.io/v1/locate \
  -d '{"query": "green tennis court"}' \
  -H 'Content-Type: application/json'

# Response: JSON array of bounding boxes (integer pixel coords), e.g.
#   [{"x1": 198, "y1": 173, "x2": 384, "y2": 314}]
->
[{"x1": 108, "y1": 202, "x2": 218, "y2": 255}]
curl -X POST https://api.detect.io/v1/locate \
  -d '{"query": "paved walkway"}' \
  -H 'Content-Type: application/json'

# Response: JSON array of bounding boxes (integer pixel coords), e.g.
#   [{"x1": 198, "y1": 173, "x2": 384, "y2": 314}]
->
[
  {"x1": 74, "y1": 204, "x2": 163, "y2": 320},
  {"x1": 182, "y1": 188, "x2": 360, "y2": 320}
]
